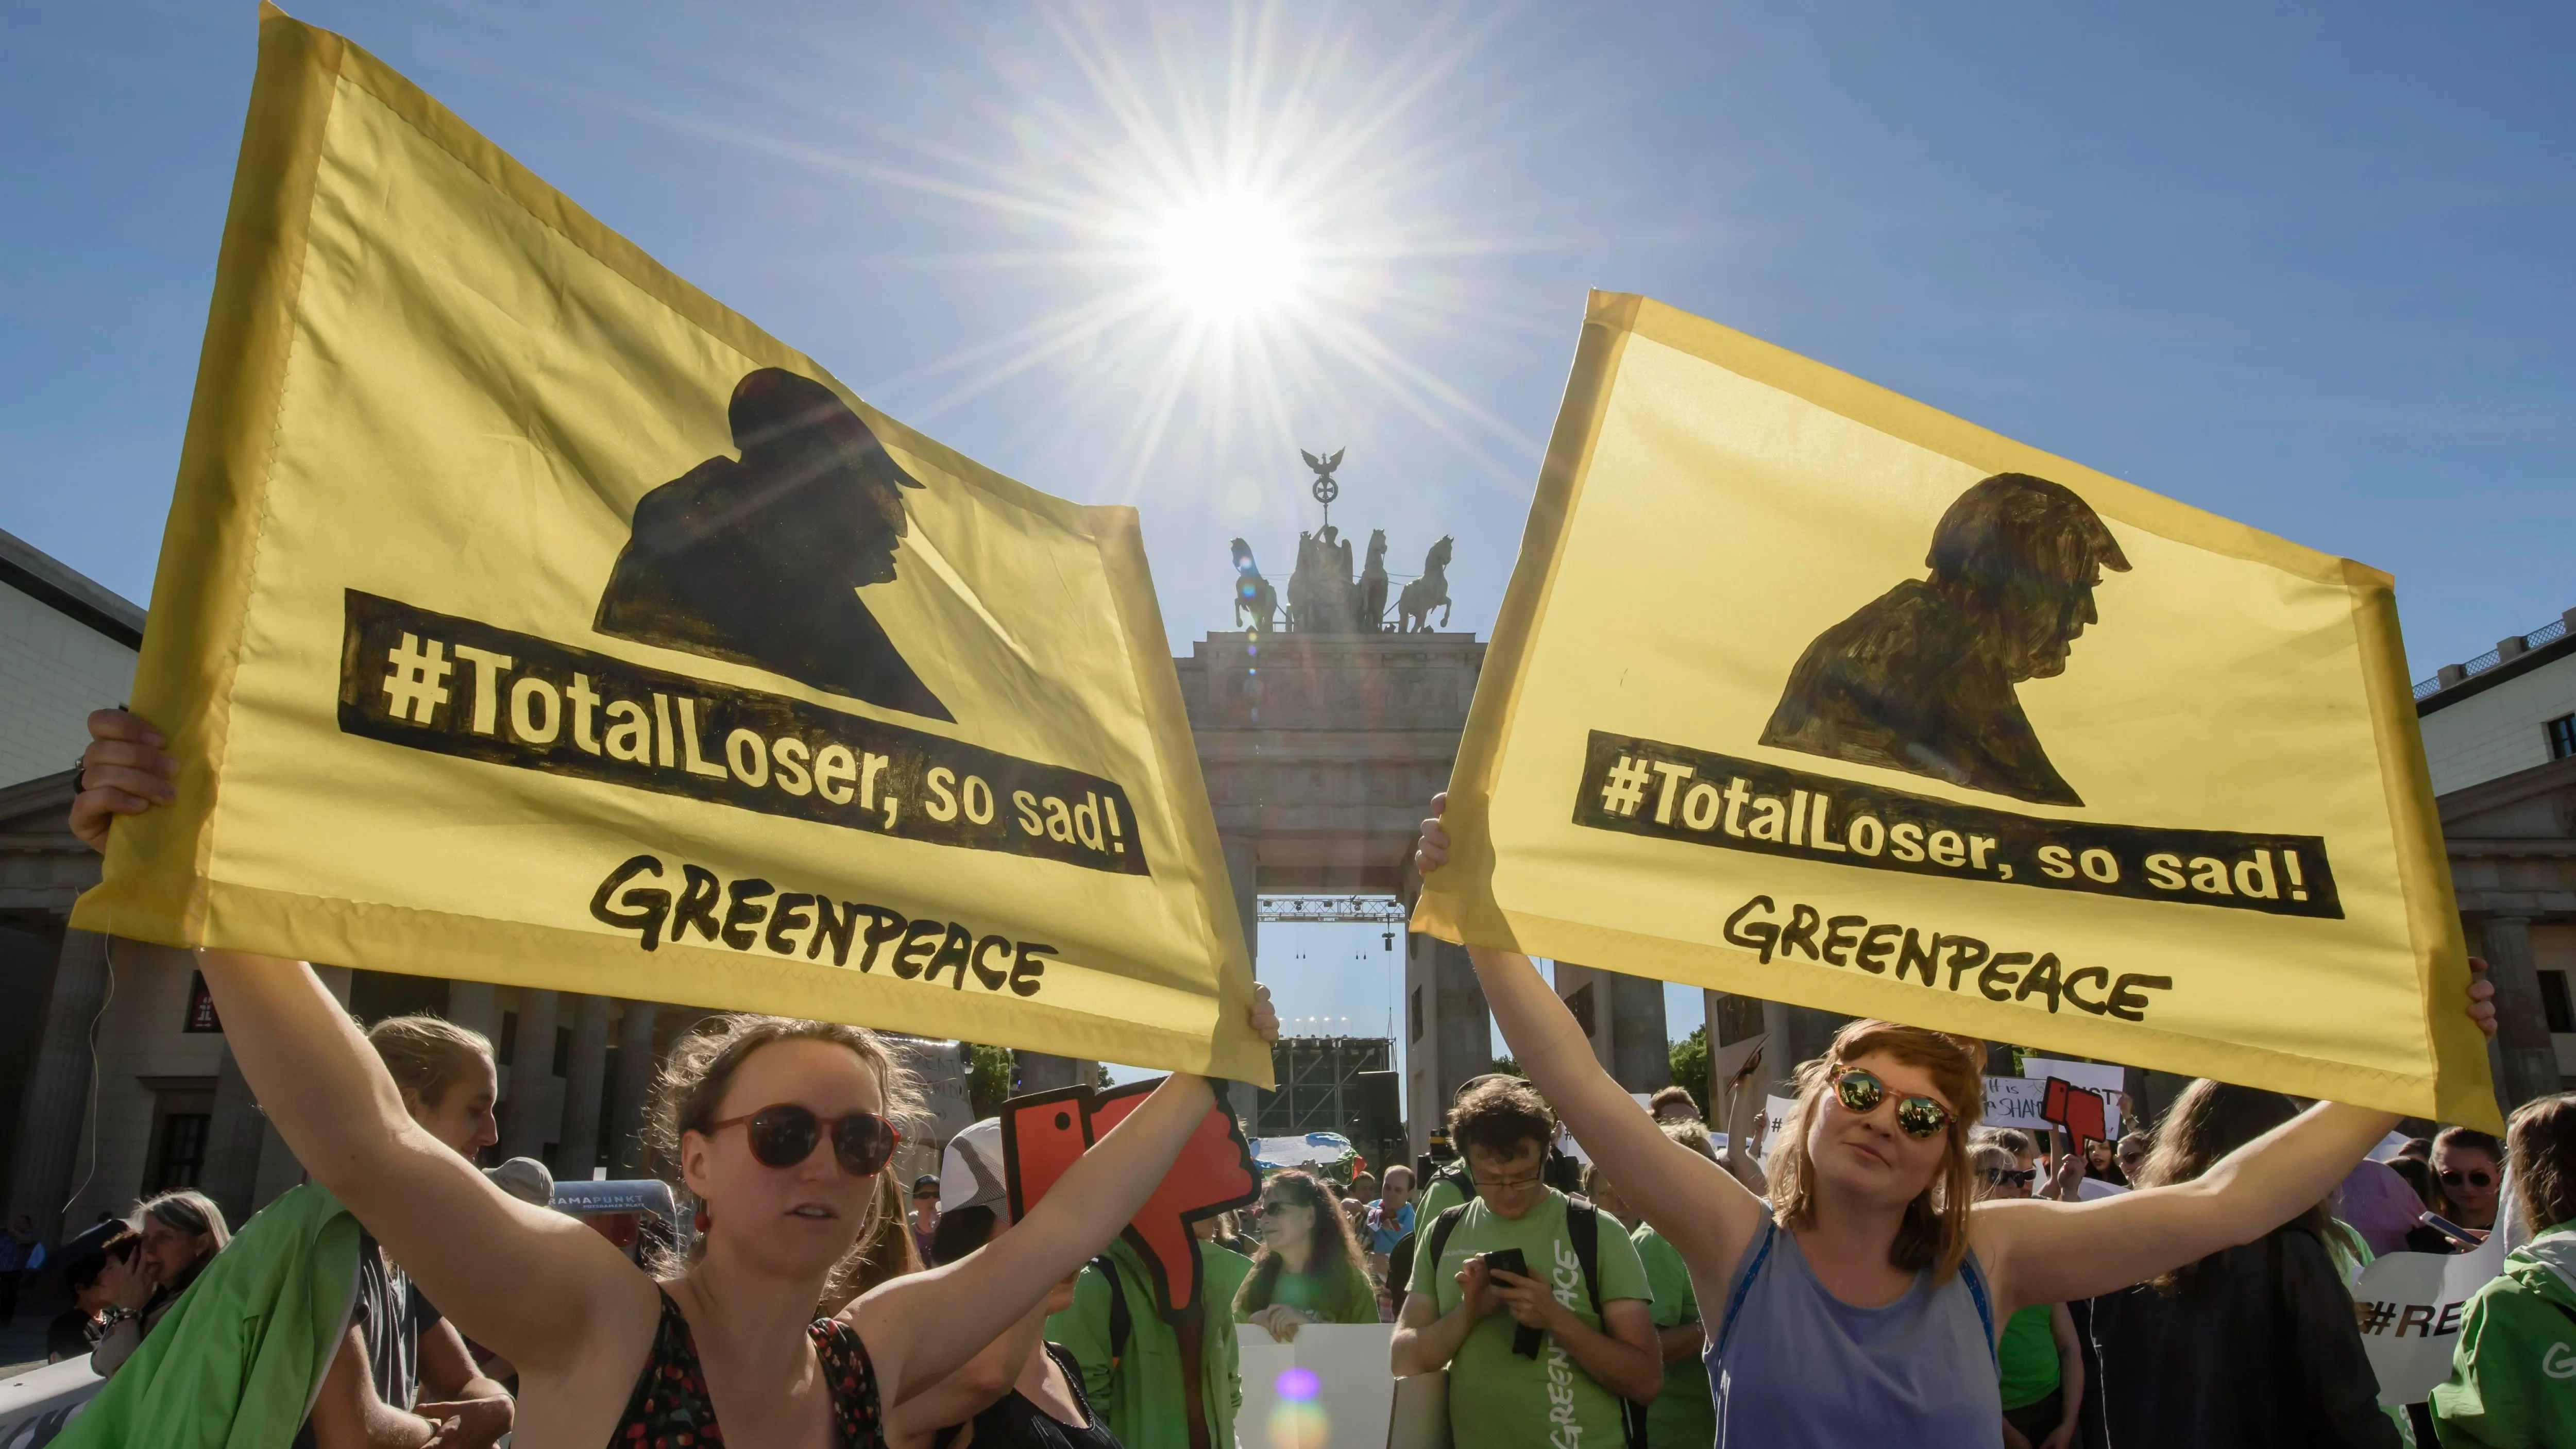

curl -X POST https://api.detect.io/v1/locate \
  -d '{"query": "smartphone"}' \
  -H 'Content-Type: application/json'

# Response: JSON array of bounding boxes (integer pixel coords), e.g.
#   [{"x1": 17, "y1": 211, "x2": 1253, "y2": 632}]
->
[
  {"x1": 2419, "y1": 1212, "x2": 2487, "y2": 1250},
  {"x1": 1479, "y1": 1247, "x2": 1529, "y2": 1281}
]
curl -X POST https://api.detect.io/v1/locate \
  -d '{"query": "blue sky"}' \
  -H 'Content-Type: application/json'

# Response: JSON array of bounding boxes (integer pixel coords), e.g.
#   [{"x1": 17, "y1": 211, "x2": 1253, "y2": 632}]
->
[{"x1": 8, "y1": 4, "x2": 2571, "y2": 1084}]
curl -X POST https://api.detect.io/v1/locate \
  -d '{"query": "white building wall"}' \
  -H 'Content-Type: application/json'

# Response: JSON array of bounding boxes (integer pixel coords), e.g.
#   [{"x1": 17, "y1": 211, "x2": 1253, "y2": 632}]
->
[
  {"x1": 2419, "y1": 653, "x2": 2576, "y2": 796},
  {"x1": 65, "y1": 947, "x2": 227, "y2": 1229},
  {"x1": 0, "y1": 579, "x2": 139, "y2": 789}
]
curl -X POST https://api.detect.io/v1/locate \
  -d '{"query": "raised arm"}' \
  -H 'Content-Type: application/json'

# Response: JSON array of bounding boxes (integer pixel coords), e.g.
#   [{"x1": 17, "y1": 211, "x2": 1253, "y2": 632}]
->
[
  {"x1": 1977, "y1": 1101, "x2": 2395, "y2": 1311},
  {"x1": 195, "y1": 949, "x2": 648, "y2": 1368},
  {"x1": 855, "y1": 1070, "x2": 1224, "y2": 1403},
  {"x1": 1720, "y1": 1049, "x2": 1768, "y2": 1194},
  {"x1": 1978, "y1": 969, "x2": 2497, "y2": 1314},
  {"x1": 74, "y1": 711, "x2": 650, "y2": 1378},
  {"x1": 1417, "y1": 798, "x2": 1767, "y2": 1285}
]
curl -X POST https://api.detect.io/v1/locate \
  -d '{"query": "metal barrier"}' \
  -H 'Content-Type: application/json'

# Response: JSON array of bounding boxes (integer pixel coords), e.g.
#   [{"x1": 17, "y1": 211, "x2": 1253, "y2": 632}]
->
[{"x1": 0, "y1": 1359, "x2": 100, "y2": 1449}]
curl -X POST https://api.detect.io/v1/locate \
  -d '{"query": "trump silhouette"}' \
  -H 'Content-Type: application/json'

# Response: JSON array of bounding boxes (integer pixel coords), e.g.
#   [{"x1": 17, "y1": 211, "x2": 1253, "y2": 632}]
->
[{"x1": 595, "y1": 367, "x2": 951, "y2": 720}]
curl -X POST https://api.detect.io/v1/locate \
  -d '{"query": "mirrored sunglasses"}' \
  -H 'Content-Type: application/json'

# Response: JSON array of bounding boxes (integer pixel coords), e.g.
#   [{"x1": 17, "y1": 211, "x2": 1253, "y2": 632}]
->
[{"x1": 1833, "y1": 1068, "x2": 1954, "y2": 1139}]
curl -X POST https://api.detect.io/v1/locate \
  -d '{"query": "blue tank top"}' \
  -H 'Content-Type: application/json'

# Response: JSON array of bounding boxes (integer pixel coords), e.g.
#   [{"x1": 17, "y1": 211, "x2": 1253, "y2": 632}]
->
[{"x1": 1706, "y1": 1217, "x2": 2001, "y2": 1447}]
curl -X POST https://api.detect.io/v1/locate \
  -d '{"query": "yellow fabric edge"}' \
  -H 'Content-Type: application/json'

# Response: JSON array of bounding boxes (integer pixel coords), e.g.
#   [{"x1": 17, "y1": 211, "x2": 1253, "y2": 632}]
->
[
  {"x1": 1487, "y1": 906, "x2": 2450, "y2": 1120},
  {"x1": 1618, "y1": 295, "x2": 2363, "y2": 588},
  {"x1": 76, "y1": 6, "x2": 343, "y2": 946},
  {"x1": 1412, "y1": 290, "x2": 1633, "y2": 947},
  {"x1": 169, "y1": 877, "x2": 1241, "y2": 1077},
  {"x1": 1090, "y1": 502, "x2": 1273, "y2": 1087},
  {"x1": 2346, "y1": 561, "x2": 2496, "y2": 1128}
]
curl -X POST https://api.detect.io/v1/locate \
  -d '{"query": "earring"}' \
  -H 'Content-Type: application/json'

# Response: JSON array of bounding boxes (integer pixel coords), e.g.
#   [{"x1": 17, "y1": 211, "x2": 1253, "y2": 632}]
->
[{"x1": 694, "y1": 1207, "x2": 711, "y2": 1234}]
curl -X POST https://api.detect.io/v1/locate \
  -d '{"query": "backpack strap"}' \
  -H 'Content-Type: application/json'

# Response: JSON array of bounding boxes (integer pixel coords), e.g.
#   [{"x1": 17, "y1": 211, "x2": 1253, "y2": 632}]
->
[
  {"x1": 1426, "y1": 1202, "x2": 1472, "y2": 1267},
  {"x1": 1563, "y1": 1198, "x2": 1650, "y2": 1449},
  {"x1": 1089, "y1": 1255, "x2": 1130, "y2": 1366}
]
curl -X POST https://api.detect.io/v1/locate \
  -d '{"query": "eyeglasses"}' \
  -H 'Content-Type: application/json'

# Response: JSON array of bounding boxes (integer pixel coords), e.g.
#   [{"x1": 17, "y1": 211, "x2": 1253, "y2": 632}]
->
[
  {"x1": 705, "y1": 1104, "x2": 901, "y2": 1176},
  {"x1": 1980, "y1": 1167, "x2": 2035, "y2": 1188},
  {"x1": 2438, "y1": 1169, "x2": 2495, "y2": 1190},
  {"x1": 1258, "y1": 1199, "x2": 1309, "y2": 1217},
  {"x1": 1832, "y1": 1069, "x2": 1954, "y2": 1140}
]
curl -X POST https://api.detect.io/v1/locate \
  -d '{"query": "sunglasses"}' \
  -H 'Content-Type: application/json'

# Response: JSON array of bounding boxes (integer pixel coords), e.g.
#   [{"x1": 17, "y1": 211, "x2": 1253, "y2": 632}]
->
[
  {"x1": 706, "y1": 1104, "x2": 901, "y2": 1176},
  {"x1": 2438, "y1": 1169, "x2": 2495, "y2": 1190},
  {"x1": 1833, "y1": 1069, "x2": 1954, "y2": 1140},
  {"x1": 1981, "y1": 1167, "x2": 2035, "y2": 1188}
]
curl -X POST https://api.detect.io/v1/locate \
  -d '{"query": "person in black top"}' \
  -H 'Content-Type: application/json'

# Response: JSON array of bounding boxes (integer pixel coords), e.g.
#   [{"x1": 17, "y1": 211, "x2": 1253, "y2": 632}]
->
[
  {"x1": 46, "y1": 1233, "x2": 133, "y2": 1363},
  {"x1": 906, "y1": 1190, "x2": 1118, "y2": 1449}
]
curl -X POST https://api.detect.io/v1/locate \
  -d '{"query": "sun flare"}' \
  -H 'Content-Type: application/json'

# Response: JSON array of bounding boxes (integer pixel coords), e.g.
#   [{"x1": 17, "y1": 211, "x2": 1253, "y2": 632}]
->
[{"x1": 1154, "y1": 192, "x2": 1302, "y2": 321}]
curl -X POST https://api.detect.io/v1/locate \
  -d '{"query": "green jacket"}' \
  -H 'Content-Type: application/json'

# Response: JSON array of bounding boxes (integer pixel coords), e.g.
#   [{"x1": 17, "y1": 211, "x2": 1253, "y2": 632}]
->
[
  {"x1": 1049, "y1": 1237, "x2": 1253, "y2": 1449},
  {"x1": 57, "y1": 1185, "x2": 362, "y2": 1449},
  {"x1": 2430, "y1": 1220, "x2": 2576, "y2": 1449}
]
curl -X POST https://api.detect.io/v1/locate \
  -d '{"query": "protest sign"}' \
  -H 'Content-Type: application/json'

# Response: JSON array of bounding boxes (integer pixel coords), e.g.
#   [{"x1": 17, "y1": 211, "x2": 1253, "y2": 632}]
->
[
  {"x1": 1760, "y1": 1094, "x2": 1799, "y2": 1158},
  {"x1": 1241, "y1": 1325, "x2": 1398, "y2": 1449},
  {"x1": 1982, "y1": 1076, "x2": 2048, "y2": 1131},
  {"x1": 2353, "y1": 1234, "x2": 2510, "y2": 1404},
  {"x1": 2042, "y1": 1077, "x2": 2109, "y2": 1146},
  {"x1": 70, "y1": 8, "x2": 1268, "y2": 1083},
  {"x1": 1412, "y1": 291, "x2": 2493, "y2": 1126},
  {"x1": 2024, "y1": 1055, "x2": 2123, "y2": 1137},
  {"x1": 1003, "y1": 1079, "x2": 1261, "y2": 1321}
]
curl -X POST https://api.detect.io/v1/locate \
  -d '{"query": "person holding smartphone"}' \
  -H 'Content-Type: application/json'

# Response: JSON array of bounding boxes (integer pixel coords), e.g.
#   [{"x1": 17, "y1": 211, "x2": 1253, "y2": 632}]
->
[{"x1": 1389, "y1": 1076, "x2": 1660, "y2": 1447}]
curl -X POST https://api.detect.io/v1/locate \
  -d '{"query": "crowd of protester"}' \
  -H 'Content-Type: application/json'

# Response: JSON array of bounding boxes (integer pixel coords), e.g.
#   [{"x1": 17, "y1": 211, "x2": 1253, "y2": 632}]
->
[{"x1": 14, "y1": 710, "x2": 2573, "y2": 1447}]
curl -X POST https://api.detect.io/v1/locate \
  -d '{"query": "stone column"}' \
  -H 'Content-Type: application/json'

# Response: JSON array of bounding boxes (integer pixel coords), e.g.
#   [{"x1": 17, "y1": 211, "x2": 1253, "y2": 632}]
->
[
  {"x1": 2479, "y1": 916, "x2": 2561, "y2": 1112},
  {"x1": 608, "y1": 1002, "x2": 661, "y2": 1177},
  {"x1": 5, "y1": 930, "x2": 112, "y2": 1242},
  {"x1": 447, "y1": 980, "x2": 497, "y2": 1041},
  {"x1": 1013, "y1": 1051, "x2": 1083, "y2": 1095},
  {"x1": 199, "y1": 1044, "x2": 268, "y2": 1229},
  {"x1": 501, "y1": 988, "x2": 561, "y2": 1161},
  {"x1": 1429, "y1": 937, "x2": 1492, "y2": 1122},
  {"x1": 556, "y1": 994, "x2": 614, "y2": 1181},
  {"x1": 1607, "y1": 970, "x2": 1671, "y2": 1092}
]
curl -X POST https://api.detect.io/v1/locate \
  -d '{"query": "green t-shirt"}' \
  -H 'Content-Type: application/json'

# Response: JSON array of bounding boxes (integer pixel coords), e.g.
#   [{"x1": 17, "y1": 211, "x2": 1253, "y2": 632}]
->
[
  {"x1": 1239, "y1": 1261, "x2": 1380, "y2": 1325},
  {"x1": 1996, "y1": 1303, "x2": 2060, "y2": 1411},
  {"x1": 1631, "y1": 1224, "x2": 1714, "y2": 1449},
  {"x1": 1406, "y1": 1188, "x2": 1653, "y2": 1449},
  {"x1": 1417, "y1": 1168, "x2": 1470, "y2": 1225}
]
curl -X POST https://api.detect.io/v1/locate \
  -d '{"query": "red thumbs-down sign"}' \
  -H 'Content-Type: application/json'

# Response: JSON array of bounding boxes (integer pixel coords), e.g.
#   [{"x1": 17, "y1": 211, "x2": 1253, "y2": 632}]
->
[{"x1": 1000, "y1": 1078, "x2": 1261, "y2": 1322}]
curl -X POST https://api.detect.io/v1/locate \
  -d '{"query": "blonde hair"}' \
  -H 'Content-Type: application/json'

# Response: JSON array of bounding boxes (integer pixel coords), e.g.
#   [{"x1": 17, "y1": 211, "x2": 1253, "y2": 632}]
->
[
  {"x1": 1766, "y1": 1020, "x2": 1985, "y2": 1282},
  {"x1": 644, "y1": 1014, "x2": 922, "y2": 1271},
  {"x1": 366, "y1": 1014, "x2": 495, "y2": 1108}
]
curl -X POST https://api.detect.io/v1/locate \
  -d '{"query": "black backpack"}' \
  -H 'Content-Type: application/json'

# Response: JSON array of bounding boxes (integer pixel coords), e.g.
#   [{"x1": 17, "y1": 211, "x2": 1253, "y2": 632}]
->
[
  {"x1": 1417, "y1": 1195, "x2": 1650, "y2": 1449},
  {"x1": 1087, "y1": 1254, "x2": 1135, "y2": 1366}
]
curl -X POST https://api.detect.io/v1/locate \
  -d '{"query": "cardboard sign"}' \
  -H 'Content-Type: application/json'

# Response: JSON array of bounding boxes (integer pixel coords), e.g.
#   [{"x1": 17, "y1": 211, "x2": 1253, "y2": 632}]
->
[
  {"x1": 2352, "y1": 1235, "x2": 2510, "y2": 1404},
  {"x1": 1982, "y1": 1075, "x2": 2048, "y2": 1130},
  {"x1": 2041, "y1": 1077, "x2": 2109, "y2": 1146},
  {"x1": 1001, "y1": 1078, "x2": 1260, "y2": 1322},
  {"x1": 69, "y1": 8, "x2": 1268, "y2": 1085},
  {"x1": 1240, "y1": 1325, "x2": 1399, "y2": 1449},
  {"x1": 1413, "y1": 291, "x2": 2493, "y2": 1127}
]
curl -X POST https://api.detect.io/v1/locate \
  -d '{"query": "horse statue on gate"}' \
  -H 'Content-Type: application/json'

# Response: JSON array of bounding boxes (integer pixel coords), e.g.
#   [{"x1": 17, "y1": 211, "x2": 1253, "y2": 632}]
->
[
  {"x1": 1359, "y1": 530, "x2": 1389, "y2": 632},
  {"x1": 1397, "y1": 535, "x2": 1453, "y2": 633},
  {"x1": 1230, "y1": 539, "x2": 1278, "y2": 635}
]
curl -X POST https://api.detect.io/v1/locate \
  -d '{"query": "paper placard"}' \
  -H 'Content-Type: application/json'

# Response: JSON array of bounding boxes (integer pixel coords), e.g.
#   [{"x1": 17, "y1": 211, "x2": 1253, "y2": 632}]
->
[
  {"x1": 2352, "y1": 1235, "x2": 2510, "y2": 1404},
  {"x1": 1238, "y1": 1323, "x2": 1398, "y2": 1449}
]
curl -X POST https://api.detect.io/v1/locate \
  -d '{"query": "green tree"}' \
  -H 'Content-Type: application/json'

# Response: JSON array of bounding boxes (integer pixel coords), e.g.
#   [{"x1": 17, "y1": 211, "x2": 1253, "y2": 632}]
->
[
  {"x1": 1490, "y1": 1054, "x2": 1525, "y2": 1078},
  {"x1": 967, "y1": 1043, "x2": 1014, "y2": 1120},
  {"x1": 1668, "y1": 1027, "x2": 1710, "y2": 1120}
]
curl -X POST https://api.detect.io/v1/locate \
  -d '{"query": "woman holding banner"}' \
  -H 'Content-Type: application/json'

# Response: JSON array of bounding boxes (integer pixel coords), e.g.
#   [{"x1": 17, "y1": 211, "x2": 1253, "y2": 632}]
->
[
  {"x1": 72, "y1": 709, "x2": 1277, "y2": 1449},
  {"x1": 1414, "y1": 794, "x2": 2494, "y2": 1448}
]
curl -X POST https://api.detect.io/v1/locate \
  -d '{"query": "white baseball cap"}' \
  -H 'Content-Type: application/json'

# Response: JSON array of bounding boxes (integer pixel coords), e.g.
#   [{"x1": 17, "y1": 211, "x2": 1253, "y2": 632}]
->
[{"x1": 938, "y1": 1118, "x2": 1008, "y2": 1216}]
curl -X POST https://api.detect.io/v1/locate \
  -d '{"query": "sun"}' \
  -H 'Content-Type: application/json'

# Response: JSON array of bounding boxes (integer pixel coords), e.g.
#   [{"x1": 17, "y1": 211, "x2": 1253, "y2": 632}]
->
[{"x1": 1153, "y1": 191, "x2": 1303, "y2": 321}]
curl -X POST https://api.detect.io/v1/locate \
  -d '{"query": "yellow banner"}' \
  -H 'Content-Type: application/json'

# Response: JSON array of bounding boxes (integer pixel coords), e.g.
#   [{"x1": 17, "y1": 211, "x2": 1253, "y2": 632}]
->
[
  {"x1": 72, "y1": 7, "x2": 1270, "y2": 1085},
  {"x1": 1416, "y1": 292, "x2": 2492, "y2": 1127}
]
